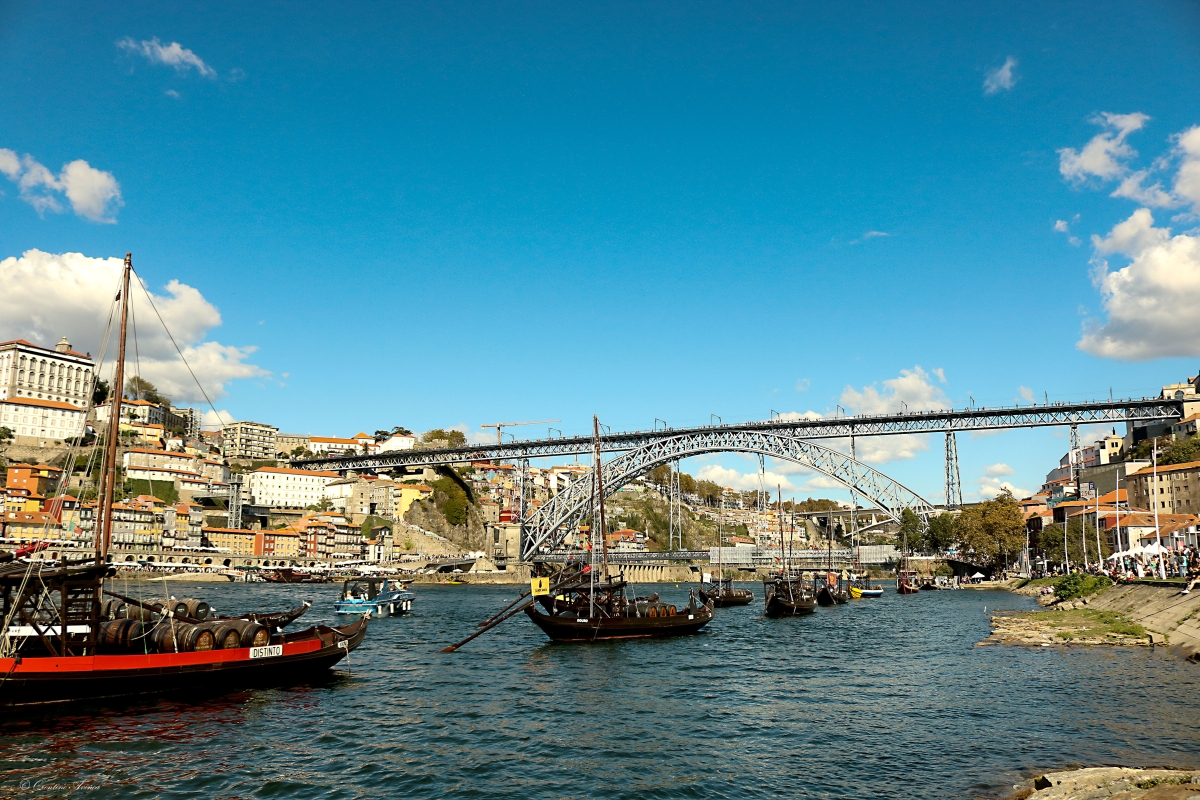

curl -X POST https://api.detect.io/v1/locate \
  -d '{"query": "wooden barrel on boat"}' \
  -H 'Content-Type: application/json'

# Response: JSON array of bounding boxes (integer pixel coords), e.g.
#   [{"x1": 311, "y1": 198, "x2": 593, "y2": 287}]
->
[
  {"x1": 195, "y1": 621, "x2": 241, "y2": 649},
  {"x1": 99, "y1": 619, "x2": 155, "y2": 652},
  {"x1": 223, "y1": 619, "x2": 269, "y2": 648},
  {"x1": 100, "y1": 598, "x2": 127, "y2": 620},
  {"x1": 149, "y1": 621, "x2": 215, "y2": 652},
  {"x1": 178, "y1": 598, "x2": 211, "y2": 620}
]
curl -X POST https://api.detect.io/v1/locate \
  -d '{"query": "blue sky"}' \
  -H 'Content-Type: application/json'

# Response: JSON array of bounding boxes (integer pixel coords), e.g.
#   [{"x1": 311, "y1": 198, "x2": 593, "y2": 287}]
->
[{"x1": 3, "y1": 1, "x2": 1200, "y2": 504}]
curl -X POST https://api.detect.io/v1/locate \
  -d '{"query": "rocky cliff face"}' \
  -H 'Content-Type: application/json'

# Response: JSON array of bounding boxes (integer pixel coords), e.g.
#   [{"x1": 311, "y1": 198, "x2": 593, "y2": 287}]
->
[{"x1": 403, "y1": 498, "x2": 488, "y2": 551}]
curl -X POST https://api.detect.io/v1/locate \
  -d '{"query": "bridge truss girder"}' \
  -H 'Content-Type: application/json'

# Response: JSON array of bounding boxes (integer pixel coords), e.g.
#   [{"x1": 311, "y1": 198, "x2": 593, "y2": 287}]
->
[
  {"x1": 290, "y1": 398, "x2": 1180, "y2": 474},
  {"x1": 519, "y1": 429, "x2": 937, "y2": 562}
]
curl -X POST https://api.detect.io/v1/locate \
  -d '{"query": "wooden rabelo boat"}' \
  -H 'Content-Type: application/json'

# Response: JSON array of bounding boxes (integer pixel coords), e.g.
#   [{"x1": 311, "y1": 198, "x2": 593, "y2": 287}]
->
[
  {"x1": 896, "y1": 524, "x2": 921, "y2": 595},
  {"x1": 699, "y1": 500, "x2": 754, "y2": 607},
  {"x1": 524, "y1": 570, "x2": 713, "y2": 642},
  {"x1": 762, "y1": 491, "x2": 817, "y2": 617},
  {"x1": 762, "y1": 572, "x2": 818, "y2": 617},
  {"x1": 263, "y1": 567, "x2": 328, "y2": 584},
  {"x1": 442, "y1": 416, "x2": 714, "y2": 651},
  {"x1": 699, "y1": 576, "x2": 754, "y2": 607},
  {"x1": 0, "y1": 255, "x2": 367, "y2": 709}
]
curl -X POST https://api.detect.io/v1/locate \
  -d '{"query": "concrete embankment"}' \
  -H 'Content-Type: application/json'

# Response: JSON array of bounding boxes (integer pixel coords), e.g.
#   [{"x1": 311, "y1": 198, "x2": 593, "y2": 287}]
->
[
  {"x1": 1085, "y1": 583, "x2": 1200, "y2": 661},
  {"x1": 1009, "y1": 767, "x2": 1199, "y2": 799},
  {"x1": 986, "y1": 581, "x2": 1200, "y2": 661}
]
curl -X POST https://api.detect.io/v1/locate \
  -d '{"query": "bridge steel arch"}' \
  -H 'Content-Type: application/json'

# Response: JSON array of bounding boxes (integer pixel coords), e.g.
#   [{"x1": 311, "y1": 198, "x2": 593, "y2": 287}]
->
[{"x1": 520, "y1": 429, "x2": 937, "y2": 561}]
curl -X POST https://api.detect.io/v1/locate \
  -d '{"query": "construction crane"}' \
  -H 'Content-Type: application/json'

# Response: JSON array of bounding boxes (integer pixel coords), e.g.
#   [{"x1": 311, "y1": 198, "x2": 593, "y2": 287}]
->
[{"x1": 481, "y1": 419, "x2": 561, "y2": 444}]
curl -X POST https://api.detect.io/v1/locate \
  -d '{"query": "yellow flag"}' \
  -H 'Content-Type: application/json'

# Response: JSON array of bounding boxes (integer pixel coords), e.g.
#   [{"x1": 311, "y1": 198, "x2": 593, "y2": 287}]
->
[{"x1": 531, "y1": 577, "x2": 550, "y2": 596}]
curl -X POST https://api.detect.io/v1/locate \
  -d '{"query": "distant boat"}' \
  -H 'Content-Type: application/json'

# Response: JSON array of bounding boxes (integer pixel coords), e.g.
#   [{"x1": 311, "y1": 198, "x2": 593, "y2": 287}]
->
[
  {"x1": 762, "y1": 573, "x2": 818, "y2": 616},
  {"x1": 334, "y1": 578, "x2": 414, "y2": 617},
  {"x1": 699, "y1": 576, "x2": 754, "y2": 607}
]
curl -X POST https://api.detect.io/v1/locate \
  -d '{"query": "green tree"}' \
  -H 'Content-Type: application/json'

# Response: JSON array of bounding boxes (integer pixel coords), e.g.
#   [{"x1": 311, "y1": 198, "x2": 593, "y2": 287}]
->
[
  {"x1": 926, "y1": 513, "x2": 956, "y2": 552},
  {"x1": 421, "y1": 428, "x2": 467, "y2": 448},
  {"x1": 0, "y1": 426, "x2": 12, "y2": 445},
  {"x1": 92, "y1": 379, "x2": 110, "y2": 407},
  {"x1": 646, "y1": 465, "x2": 672, "y2": 486},
  {"x1": 1037, "y1": 520, "x2": 1109, "y2": 568},
  {"x1": 898, "y1": 508, "x2": 924, "y2": 552},
  {"x1": 290, "y1": 445, "x2": 308, "y2": 458},
  {"x1": 306, "y1": 497, "x2": 334, "y2": 511},
  {"x1": 954, "y1": 490, "x2": 1025, "y2": 565},
  {"x1": 679, "y1": 472, "x2": 696, "y2": 494},
  {"x1": 124, "y1": 375, "x2": 170, "y2": 406},
  {"x1": 696, "y1": 480, "x2": 724, "y2": 505},
  {"x1": 431, "y1": 476, "x2": 469, "y2": 526},
  {"x1": 795, "y1": 497, "x2": 840, "y2": 512}
]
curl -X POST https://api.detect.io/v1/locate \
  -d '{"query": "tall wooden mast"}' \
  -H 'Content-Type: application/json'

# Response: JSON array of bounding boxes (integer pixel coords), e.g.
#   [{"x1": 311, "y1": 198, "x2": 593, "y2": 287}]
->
[
  {"x1": 592, "y1": 415, "x2": 610, "y2": 580},
  {"x1": 95, "y1": 254, "x2": 131, "y2": 565}
]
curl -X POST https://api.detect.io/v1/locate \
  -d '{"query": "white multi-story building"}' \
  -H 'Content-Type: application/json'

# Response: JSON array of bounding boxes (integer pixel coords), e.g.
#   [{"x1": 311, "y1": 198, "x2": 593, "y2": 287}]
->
[
  {"x1": 0, "y1": 397, "x2": 88, "y2": 446},
  {"x1": 0, "y1": 337, "x2": 94, "y2": 409},
  {"x1": 223, "y1": 420, "x2": 279, "y2": 460},
  {"x1": 244, "y1": 466, "x2": 340, "y2": 508},
  {"x1": 308, "y1": 436, "x2": 359, "y2": 456}
]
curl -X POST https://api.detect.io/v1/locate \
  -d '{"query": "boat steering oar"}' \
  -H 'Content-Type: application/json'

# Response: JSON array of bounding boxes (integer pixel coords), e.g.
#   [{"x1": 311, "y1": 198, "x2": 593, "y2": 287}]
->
[
  {"x1": 440, "y1": 596, "x2": 538, "y2": 652},
  {"x1": 441, "y1": 570, "x2": 584, "y2": 653}
]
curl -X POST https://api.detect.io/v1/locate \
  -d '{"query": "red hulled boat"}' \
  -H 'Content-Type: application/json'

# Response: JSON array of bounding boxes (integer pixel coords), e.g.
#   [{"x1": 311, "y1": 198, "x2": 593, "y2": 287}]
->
[{"x1": 0, "y1": 254, "x2": 368, "y2": 708}]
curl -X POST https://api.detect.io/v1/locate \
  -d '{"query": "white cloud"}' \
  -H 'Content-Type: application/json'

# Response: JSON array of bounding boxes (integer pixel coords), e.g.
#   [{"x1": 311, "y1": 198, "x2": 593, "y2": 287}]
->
[
  {"x1": 1058, "y1": 112, "x2": 1149, "y2": 183},
  {"x1": 0, "y1": 148, "x2": 122, "y2": 222},
  {"x1": 696, "y1": 464, "x2": 798, "y2": 492},
  {"x1": 118, "y1": 37, "x2": 215, "y2": 77},
  {"x1": 837, "y1": 366, "x2": 951, "y2": 464},
  {"x1": 1054, "y1": 219, "x2": 1082, "y2": 246},
  {"x1": 776, "y1": 410, "x2": 823, "y2": 422},
  {"x1": 840, "y1": 365, "x2": 950, "y2": 415},
  {"x1": 1078, "y1": 208, "x2": 1200, "y2": 360},
  {"x1": 802, "y1": 475, "x2": 844, "y2": 491},
  {"x1": 1173, "y1": 125, "x2": 1200, "y2": 213},
  {"x1": 0, "y1": 149, "x2": 20, "y2": 180},
  {"x1": 202, "y1": 409, "x2": 236, "y2": 430},
  {"x1": 0, "y1": 250, "x2": 267, "y2": 401},
  {"x1": 1018, "y1": 386, "x2": 1035, "y2": 402},
  {"x1": 794, "y1": 378, "x2": 810, "y2": 392},
  {"x1": 165, "y1": 89, "x2": 180, "y2": 98},
  {"x1": 448, "y1": 423, "x2": 495, "y2": 446},
  {"x1": 978, "y1": 475, "x2": 1030, "y2": 500},
  {"x1": 983, "y1": 56, "x2": 1018, "y2": 95},
  {"x1": 849, "y1": 230, "x2": 890, "y2": 245},
  {"x1": 1111, "y1": 169, "x2": 1175, "y2": 208},
  {"x1": 58, "y1": 160, "x2": 123, "y2": 222},
  {"x1": 978, "y1": 463, "x2": 1028, "y2": 499}
]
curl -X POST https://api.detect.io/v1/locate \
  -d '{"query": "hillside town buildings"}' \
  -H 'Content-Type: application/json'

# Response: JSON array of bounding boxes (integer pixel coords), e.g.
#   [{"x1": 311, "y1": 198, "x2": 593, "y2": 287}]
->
[{"x1": 222, "y1": 420, "x2": 278, "y2": 460}]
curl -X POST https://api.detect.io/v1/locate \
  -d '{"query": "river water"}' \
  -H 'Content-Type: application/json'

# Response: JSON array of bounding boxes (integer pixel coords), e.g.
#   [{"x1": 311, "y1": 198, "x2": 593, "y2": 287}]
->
[{"x1": 2, "y1": 581, "x2": 1198, "y2": 799}]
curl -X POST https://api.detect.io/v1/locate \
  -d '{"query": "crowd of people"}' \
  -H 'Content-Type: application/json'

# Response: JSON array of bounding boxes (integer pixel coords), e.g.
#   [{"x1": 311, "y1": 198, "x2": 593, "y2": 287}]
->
[{"x1": 1028, "y1": 545, "x2": 1200, "y2": 594}]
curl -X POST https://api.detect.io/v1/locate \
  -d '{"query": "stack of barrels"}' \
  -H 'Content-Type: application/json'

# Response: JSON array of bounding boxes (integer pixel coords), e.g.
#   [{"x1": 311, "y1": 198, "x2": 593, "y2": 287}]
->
[{"x1": 98, "y1": 597, "x2": 269, "y2": 654}]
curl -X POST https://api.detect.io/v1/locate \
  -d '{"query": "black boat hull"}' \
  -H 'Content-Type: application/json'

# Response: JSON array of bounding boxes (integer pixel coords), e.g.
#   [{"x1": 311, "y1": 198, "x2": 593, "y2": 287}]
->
[
  {"x1": 524, "y1": 604, "x2": 713, "y2": 642},
  {"x1": 699, "y1": 588, "x2": 755, "y2": 607},
  {"x1": 764, "y1": 596, "x2": 818, "y2": 617}
]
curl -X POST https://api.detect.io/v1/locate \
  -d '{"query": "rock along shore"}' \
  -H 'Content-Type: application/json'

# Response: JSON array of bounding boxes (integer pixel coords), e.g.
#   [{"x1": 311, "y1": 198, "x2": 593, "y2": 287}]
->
[{"x1": 1008, "y1": 767, "x2": 1200, "y2": 799}]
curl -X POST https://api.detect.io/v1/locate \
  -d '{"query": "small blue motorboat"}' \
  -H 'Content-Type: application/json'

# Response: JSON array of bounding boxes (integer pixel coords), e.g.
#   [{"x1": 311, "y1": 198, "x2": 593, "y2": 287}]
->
[{"x1": 334, "y1": 578, "x2": 414, "y2": 617}]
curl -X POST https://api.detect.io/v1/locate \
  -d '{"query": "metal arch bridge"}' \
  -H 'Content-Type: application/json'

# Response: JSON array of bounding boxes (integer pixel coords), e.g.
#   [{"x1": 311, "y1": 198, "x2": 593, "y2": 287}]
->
[
  {"x1": 290, "y1": 397, "x2": 1181, "y2": 473},
  {"x1": 518, "y1": 429, "x2": 938, "y2": 562}
]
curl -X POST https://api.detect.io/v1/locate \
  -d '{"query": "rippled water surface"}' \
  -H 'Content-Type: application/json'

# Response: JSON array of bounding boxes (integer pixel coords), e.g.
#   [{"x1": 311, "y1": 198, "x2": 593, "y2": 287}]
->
[{"x1": 2, "y1": 581, "x2": 1199, "y2": 799}]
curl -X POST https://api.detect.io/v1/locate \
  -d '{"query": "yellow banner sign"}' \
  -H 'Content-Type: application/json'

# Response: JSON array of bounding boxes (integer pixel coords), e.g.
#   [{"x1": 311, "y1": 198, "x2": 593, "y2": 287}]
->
[{"x1": 531, "y1": 577, "x2": 550, "y2": 597}]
